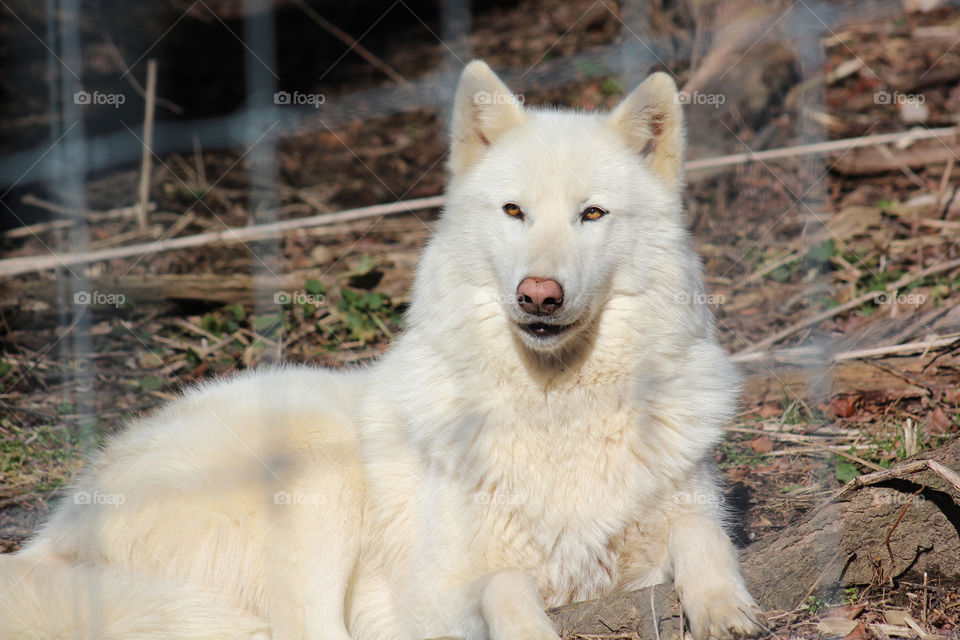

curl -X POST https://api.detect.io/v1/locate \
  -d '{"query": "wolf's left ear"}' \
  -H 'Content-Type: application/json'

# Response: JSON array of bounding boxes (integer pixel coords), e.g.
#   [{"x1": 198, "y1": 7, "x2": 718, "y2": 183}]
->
[
  {"x1": 450, "y1": 61, "x2": 526, "y2": 175},
  {"x1": 607, "y1": 72, "x2": 685, "y2": 189}
]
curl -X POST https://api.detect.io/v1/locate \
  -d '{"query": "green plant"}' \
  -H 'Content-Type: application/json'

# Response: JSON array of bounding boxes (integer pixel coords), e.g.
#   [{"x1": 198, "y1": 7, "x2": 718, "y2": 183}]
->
[
  {"x1": 806, "y1": 239, "x2": 835, "y2": 267},
  {"x1": 843, "y1": 586, "x2": 859, "y2": 605},
  {"x1": 337, "y1": 288, "x2": 401, "y2": 344},
  {"x1": 599, "y1": 77, "x2": 624, "y2": 96},
  {"x1": 799, "y1": 595, "x2": 824, "y2": 615},
  {"x1": 835, "y1": 456, "x2": 860, "y2": 484}
]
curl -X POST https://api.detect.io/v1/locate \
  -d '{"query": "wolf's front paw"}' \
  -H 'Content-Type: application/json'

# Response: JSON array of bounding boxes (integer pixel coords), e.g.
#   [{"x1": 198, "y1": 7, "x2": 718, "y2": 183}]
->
[{"x1": 683, "y1": 587, "x2": 762, "y2": 640}]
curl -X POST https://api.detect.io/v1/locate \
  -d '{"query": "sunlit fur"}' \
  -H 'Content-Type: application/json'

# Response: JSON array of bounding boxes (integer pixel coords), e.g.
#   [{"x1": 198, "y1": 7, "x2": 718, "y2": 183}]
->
[{"x1": 0, "y1": 61, "x2": 760, "y2": 640}]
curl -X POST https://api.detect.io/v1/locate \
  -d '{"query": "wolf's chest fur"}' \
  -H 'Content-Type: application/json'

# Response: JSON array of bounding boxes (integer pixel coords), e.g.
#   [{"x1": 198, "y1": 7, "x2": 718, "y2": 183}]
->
[{"x1": 467, "y1": 383, "x2": 672, "y2": 605}]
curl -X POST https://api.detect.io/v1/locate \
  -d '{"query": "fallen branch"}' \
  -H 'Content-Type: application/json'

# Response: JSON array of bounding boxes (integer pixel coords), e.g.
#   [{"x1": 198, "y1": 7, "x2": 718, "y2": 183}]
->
[
  {"x1": 831, "y1": 139, "x2": 960, "y2": 177},
  {"x1": 835, "y1": 458, "x2": 960, "y2": 500},
  {"x1": 734, "y1": 256, "x2": 960, "y2": 356},
  {"x1": 731, "y1": 334, "x2": 960, "y2": 364},
  {"x1": 686, "y1": 126, "x2": 957, "y2": 173},
  {"x1": 0, "y1": 195, "x2": 444, "y2": 278}
]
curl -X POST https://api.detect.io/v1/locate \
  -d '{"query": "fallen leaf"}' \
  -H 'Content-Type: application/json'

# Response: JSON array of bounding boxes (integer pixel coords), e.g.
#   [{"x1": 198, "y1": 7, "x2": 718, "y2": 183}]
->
[
  {"x1": 726, "y1": 467, "x2": 747, "y2": 483},
  {"x1": 843, "y1": 621, "x2": 870, "y2": 640},
  {"x1": 829, "y1": 394, "x2": 861, "y2": 418},
  {"x1": 883, "y1": 610, "x2": 910, "y2": 626},
  {"x1": 944, "y1": 388, "x2": 960, "y2": 407},
  {"x1": 749, "y1": 435, "x2": 774, "y2": 453},
  {"x1": 826, "y1": 604, "x2": 865, "y2": 620},
  {"x1": 819, "y1": 617, "x2": 859, "y2": 636},
  {"x1": 138, "y1": 353, "x2": 164, "y2": 369},
  {"x1": 757, "y1": 403, "x2": 781, "y2": 418},
  {"x1": 927, "y1": 406, "x2": 952, "y2": 436}
]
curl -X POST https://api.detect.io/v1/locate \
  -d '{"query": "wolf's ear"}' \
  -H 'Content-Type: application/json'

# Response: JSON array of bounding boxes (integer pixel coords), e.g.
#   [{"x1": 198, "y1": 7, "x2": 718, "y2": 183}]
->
[
  {"x1": 450, "y1": 61, "x2": 525, "y2": 175},
  {"x1": 607, "y1": 72, "x2": 685, "y2": 189}
]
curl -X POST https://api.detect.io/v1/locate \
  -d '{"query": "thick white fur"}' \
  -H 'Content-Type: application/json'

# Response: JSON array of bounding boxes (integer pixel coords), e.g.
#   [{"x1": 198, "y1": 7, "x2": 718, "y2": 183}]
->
[{"x1": 0, "y1": 61, "x2": 760, "y2": 640}]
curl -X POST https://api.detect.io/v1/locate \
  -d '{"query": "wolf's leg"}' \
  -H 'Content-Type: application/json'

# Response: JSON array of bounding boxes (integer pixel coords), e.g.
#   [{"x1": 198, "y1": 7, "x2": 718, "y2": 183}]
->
[
  {"x1": 262, "y1": 463, "x2": 363, "y2": 640},
  {"x1": 668, "y1": 511, "x2": 761, "y2": 640},
  {"x1": 444, "y1": 568, "x2": 558, "y2": 640}
]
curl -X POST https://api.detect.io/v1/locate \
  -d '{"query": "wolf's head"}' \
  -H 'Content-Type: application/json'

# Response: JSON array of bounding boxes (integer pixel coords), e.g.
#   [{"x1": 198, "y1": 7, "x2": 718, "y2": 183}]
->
[{"x1": 412, "y1": 61, "x2": 696, "y2": 358}]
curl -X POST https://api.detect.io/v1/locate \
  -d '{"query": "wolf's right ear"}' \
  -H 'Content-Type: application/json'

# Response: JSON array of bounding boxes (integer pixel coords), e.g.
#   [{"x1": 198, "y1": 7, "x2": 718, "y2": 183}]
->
[
  {"x1": 607, "y1": 72, "x2": 685, "y2": 190},
  {"x1": 449, "y1": 61, "x2": 525, "y2": 175}
]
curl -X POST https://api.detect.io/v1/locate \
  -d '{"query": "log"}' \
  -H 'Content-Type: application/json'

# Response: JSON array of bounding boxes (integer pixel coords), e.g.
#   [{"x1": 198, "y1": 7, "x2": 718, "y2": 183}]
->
[
  {"x1": 831, "y1": 141, "x2": 960, "y2": 176},
  {"x1": 548, "y1": 586, "x2": 683, "y2": 639},
  {"x1": 0, "y1": 272, "x2": 338, "y2": 307},
  {"x1": 741, "y1": 438, "x2": 960, "y2": 612},
  {"x1": 545, "y1": 437, "x2": 960, "y2": 638}
]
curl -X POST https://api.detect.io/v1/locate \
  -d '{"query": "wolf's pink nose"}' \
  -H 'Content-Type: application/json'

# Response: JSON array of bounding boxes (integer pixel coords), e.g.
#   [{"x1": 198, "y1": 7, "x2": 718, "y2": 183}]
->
[{"x1": 516, "y1": 277, "x2": 564, "y2": 316}]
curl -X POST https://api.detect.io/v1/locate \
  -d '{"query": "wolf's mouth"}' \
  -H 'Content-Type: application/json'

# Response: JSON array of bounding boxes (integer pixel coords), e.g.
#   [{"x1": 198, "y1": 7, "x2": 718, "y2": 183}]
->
[{"x1": 519, "y1": 322, "x2": 574, "y2": 338}]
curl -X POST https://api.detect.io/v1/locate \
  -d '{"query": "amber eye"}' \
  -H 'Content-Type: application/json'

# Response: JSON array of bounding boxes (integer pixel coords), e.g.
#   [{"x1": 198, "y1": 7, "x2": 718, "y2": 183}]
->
[
  {"x1": 503, "y1": 202, "x2": 524, "y2": 220},
  {"x1": 581, "y1": 206, "x2": 607, "y2": 222}
]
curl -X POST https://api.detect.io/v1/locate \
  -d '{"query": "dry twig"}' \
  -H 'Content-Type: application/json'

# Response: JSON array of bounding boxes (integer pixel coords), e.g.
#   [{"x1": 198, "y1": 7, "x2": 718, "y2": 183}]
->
[{"x1": 137, "y1": 59, "x2": 158, "y2": 229}]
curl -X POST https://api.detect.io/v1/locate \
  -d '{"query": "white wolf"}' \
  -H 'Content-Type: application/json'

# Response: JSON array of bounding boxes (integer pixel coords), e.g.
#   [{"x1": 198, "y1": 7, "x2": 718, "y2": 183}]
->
[{"x1": 0, "y1": 61, "x2": 761, "y2": 640}]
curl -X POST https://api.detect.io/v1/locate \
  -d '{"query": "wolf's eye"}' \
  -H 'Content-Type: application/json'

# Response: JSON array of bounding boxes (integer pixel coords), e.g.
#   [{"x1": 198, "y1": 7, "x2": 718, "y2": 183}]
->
[
  {"x1": 581, "y1": 206, "x2": 607, "y2": 222},
  {"x1": 503, "y1": 203, "x2": 524, "y2": 220}
]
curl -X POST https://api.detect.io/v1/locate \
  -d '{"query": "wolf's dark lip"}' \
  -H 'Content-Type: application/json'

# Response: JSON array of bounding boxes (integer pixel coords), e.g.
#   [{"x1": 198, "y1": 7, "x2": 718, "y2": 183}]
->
[{"x1": 519, "y1": 322, "x2": 573, "y2": 338}]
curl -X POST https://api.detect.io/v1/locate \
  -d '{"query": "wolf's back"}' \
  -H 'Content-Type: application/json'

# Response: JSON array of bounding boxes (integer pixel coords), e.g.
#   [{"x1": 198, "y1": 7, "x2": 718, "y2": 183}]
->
[{"x1": 0, "y1": 555, "x2": 269, "y2": 640}]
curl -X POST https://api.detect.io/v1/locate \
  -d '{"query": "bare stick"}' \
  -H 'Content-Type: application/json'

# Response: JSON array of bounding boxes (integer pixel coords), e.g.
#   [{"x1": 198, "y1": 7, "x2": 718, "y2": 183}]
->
[
  {"x1": 686, "y1": 126, "x2": 958, "y2": 172},
  {"x1": 734, "y1": 256, "x2": 960, "y2": 356},
  {"x1": 874, "y1": 144, "x2": 927, "y2": 189},
  {"x1": 731, "y1": 335, "x2": 960, "y2": 364},
  {"x1": 137, "y1": 59, "x2": 158, "y2": 229},
  {"x1": 790, "y1": 547, "x2": 846, "y2": 613},
  {"x1": 2, "y1": 218, "x2": 74, "y2": 238},
  {"x1": 103, "y1": 35, "x2": 182, "y2": 114},
  {"x1": 923, "y1": 572, "x2": 929, "y2": 628},
  {"x1": 883, "y1": 486, "x2": 925, "y2": 585},
  {"x1": 732, "y1": 251, "x2": 801, "y2": 289},
  {"x1": 837, "y1": 337, "x2": 960, "y2": 361},
  {"x1": 6, "y1": 196, "x2": 152, "y2": 238},
  {"x1": 835, "y1": 459, "x2": 960, "y2": 500},
  {"x1": 0, "y1": 195, "x2": 444, "y2": 277},
  {"x1": 290, "y1": 0, "x2": 405, "y2": 84},
  {"x1": 937, "y1": 155, "x2": 955, "y2": 210}
]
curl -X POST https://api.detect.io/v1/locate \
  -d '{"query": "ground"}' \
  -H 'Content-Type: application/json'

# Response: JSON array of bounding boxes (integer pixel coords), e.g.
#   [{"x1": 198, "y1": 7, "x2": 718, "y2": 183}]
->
[{"x1": 1, "y1": 0, "x2": 960, "y2": 637}]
